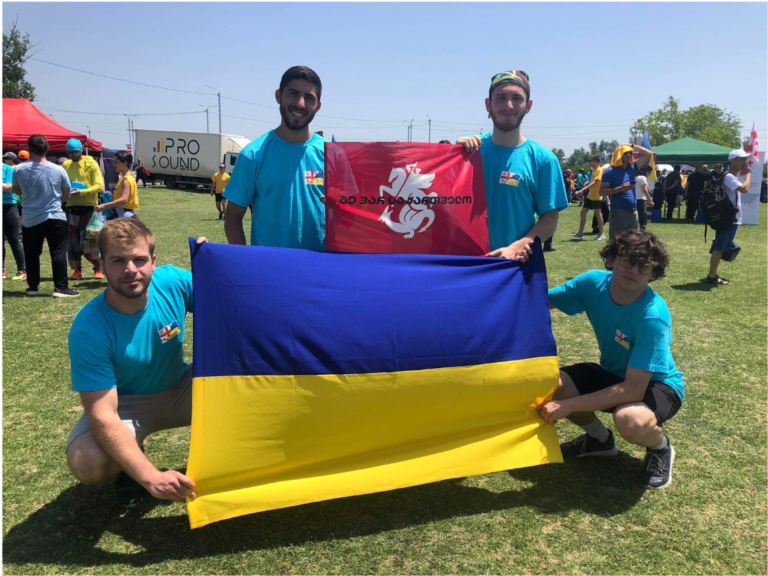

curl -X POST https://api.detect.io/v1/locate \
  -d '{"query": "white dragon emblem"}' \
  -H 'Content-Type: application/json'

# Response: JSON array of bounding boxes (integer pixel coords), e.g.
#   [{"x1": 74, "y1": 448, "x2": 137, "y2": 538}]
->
[{"x1": 378, "y1": 163, "x2": 438, "y2": 239}]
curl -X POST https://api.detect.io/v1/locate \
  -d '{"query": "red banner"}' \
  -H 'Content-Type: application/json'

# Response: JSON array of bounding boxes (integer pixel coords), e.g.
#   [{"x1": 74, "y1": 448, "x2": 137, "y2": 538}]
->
[{"x1": 325, "y1": 142, "x2": 489, "y2": 255}]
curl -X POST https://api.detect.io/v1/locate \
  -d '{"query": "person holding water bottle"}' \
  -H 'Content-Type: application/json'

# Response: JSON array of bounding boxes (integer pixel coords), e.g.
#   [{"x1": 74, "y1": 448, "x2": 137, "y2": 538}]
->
[{"x1": 96, "y1": 151, "x2": 139, "y2": 220}]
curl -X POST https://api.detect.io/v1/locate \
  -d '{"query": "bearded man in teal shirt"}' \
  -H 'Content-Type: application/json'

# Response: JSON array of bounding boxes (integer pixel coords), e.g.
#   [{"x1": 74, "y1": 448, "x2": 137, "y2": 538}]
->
[{"x1": 459, "y1": 70, "x2": 569, "y2": 261}]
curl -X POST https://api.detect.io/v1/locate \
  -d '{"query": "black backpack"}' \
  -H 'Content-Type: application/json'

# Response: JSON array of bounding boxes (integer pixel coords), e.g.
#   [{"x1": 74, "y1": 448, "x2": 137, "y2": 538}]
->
[{"x1": 700, "y1": 178, "x2": 737, "y2": 242}]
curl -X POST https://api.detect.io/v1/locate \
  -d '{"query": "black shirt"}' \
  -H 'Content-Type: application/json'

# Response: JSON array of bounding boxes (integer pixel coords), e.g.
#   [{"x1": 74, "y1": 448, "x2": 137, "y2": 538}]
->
[
  {"x1": 665, "y1": 171, "x2": 682, "y2": 193},
  {"x1": 687, "y1": 171, "x2": 706, "y2": 195}
]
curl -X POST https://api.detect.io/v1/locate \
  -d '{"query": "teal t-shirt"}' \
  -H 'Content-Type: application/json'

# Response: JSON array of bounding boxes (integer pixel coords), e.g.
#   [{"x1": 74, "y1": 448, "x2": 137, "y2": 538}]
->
[
  {"x1": 477, "y1": 134, "x2": 569, "y2": 251},
  {"x1": 68, "y1": 265, "x2": 193, "y2": 396},
  {"x1": 3, "y1": 164, "x2": 16, "y2": 204},
  {"x1": 548, "y1": 270, "x2": 685, "y2": 402},
  {"x1": 224, "y1": 130, "x2": 328, "y2": 251}
]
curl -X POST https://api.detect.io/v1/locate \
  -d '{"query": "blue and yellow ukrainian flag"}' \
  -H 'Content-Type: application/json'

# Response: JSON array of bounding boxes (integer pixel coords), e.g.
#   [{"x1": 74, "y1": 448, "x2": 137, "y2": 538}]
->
[{"x1": 186, "y1": 240, "x2": 562, "y2": 528}]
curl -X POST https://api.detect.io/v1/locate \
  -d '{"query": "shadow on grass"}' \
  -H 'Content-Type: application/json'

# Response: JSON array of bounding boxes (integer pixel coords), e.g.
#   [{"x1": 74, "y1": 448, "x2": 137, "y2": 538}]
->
[
  {"x1": 72, "y1": 280, "x2": 107, "y2": 289},
  {"x1": 670, "y1": 281, "x2": 718, "y2": 292},
  {"x1": 4, "y1": 456, "x2": 645, "y2": 568}
]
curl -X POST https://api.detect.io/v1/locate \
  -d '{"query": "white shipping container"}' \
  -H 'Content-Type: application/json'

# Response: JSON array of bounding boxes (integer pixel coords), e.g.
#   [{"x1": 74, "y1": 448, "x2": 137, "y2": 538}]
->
[{"x1": 134, "y1": 129, "x2": 251, "y2": 188}]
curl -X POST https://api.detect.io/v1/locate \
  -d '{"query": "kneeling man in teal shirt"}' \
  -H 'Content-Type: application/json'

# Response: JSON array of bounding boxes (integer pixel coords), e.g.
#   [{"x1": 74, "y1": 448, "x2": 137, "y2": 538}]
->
[
  {"x1": 541, "y1": 230, "x2": 685, "y2": 489},
  {"x1": 66, "y1": 219, "x2": 206, "y2": 506}
]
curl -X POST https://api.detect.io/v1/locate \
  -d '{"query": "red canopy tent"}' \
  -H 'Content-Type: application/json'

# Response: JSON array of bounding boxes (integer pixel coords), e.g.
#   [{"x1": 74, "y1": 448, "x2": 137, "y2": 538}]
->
[{"x1": 2, "y1": 98, "x2": 102, "y2": 153}]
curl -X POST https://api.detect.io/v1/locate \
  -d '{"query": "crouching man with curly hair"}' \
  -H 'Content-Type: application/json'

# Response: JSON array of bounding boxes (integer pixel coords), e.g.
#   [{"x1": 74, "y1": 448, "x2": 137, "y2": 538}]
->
[{"x1": 539, "y1": 230, "x2": 685, "y2": 489}]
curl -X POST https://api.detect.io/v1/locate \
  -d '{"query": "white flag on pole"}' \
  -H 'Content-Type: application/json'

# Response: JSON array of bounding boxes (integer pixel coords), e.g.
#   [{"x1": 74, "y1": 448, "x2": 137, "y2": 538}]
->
[{"x1": 743, "y1": 122, "x2": 759, "y2": 175}]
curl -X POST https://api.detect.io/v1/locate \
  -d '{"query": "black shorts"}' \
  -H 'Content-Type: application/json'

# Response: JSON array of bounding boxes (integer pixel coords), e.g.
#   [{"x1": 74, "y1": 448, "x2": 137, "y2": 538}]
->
[
  {"x1": 214, "y1": 193, "x2": 224, "y2": 202},
  {"x1": 583, "y1": 198, "x2": 602, "y2": 210},
  {"x1": 561, "y1": 362, "x2": 682, "y2": 425}
]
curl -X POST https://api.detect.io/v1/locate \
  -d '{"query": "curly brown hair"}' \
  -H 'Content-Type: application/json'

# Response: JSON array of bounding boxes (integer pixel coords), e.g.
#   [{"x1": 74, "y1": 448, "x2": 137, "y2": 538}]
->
[{"x1": 599, "y1": 229, "x2": 669, "y2": 281}]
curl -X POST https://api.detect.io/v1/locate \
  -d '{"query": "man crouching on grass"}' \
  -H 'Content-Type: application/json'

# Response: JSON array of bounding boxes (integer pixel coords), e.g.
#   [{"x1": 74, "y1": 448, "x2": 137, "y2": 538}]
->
[
  {"x1": 539, "y1": 230, "x2": 685, "y2": 489},
  {"x1": 66, "y1": 219, "x2": 207, "y2": 507}
]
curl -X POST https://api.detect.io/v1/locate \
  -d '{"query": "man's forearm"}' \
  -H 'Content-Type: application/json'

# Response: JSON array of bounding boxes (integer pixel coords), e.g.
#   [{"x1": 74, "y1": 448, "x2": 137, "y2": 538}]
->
[
  {"x1": 90, "y1": 416, "x2": 160, "y2": 485},
  {"x1": 2, "y1": 183, "x2": 13, "y2": 193},
  {"x1": 568, "y1": 381, "x2": 646, "y2": 414},
  {"x1": 521, "y1": 210, "x2": 558, "y2": 243}
]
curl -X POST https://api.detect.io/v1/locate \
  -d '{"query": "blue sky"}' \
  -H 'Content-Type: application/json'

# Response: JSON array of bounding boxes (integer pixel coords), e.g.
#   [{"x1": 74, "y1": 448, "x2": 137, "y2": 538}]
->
[{"x1": 4, "y1": 2, "x2": 767, "y2": 153}]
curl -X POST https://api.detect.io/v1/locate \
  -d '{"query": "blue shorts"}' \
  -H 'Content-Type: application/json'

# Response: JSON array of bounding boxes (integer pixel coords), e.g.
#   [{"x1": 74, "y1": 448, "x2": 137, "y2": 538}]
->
[{"x1": 711, "y1": 224, "x2": 738, "y2": 253}]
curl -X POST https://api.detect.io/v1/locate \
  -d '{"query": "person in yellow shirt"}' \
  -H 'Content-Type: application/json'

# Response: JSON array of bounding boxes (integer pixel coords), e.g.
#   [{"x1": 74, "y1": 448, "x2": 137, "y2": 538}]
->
[
  {"x1": 210, "y1": 163, "x2": 230, "y2": 220},
  {"x1": 96, "y1": 151, "x2": 139, "y2": 219},
  {"x1": 571, "y1": 155, "x2": 606, "y2": 240},
  {"x1": 63, "y1": 138, "x2": 105, "y2": 279}
]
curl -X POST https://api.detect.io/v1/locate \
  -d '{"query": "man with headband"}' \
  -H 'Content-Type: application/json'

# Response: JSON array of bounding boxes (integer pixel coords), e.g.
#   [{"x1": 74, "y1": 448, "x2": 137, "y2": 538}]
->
[
  {"x1": 600, "y1": 143, "x2": 653, "y2": 239},
  {"x1": 459, "y1": 70, "x2": 568, "y2": 261}
]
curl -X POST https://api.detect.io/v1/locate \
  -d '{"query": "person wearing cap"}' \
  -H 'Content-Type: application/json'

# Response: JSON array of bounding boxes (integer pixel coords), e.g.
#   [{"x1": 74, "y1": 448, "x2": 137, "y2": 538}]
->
[
  {"x1": 599, "y1": 143, "x2": 653, "y2": 239},
  {"x1": 3, "y1": 152, "x2": 26, "y2": 280},
  {"x1": 705, "y1": 149, "x2": 752, "y2": 285},
  {"x1": 18, "y1": 150, "x2": 30, "y2": 161},
  {"x1": 63, "y1": 138, "x2": 105, "y2": 280},
  {"x1": 458, "y1": 70, "x2": 569, "y2": 261},
  {"x1": 11, "y1": 134, "x2": 79, "y2": 298}
]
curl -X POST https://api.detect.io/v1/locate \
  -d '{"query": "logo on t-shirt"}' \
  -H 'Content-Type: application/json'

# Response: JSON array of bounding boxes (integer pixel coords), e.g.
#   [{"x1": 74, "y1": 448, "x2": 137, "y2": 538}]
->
[
  {"x1": 159, "y1": 320, "x2": 180, "y2": 343},
  {"x1": 499, "y1": 171, "x2": 521, "y2": 186},
  {"x1": 615, "y1": 329, "x2": 630, "y2": 349},
  {"x1": 305, "y1": 170, "x2": 324, "y2": 185}
]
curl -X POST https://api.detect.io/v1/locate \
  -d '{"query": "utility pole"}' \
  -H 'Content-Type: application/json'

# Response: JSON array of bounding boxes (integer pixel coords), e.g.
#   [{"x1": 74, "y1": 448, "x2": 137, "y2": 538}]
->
[
  {"x1": 207, "y1": 85, "x2": 222, "y2": 133},
  {"x1": 427, "y1": 115, "x2": 431, "y2": 143},
  {"x1": 125, "y1": 115, "x2": 139, "y2": 162},
  {"x1": 86, "y1": 126, "x2": 91, "y2": 138},
  {"x1": 200, "y1": 105, "x2": 217, "y2": 133}
]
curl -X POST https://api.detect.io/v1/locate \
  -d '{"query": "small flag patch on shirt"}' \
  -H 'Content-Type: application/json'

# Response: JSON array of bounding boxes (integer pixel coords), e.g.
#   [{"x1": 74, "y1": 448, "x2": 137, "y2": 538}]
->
[
  {"x1": 159, "y1": 321, "x2": 180, "y2": 343},
  {"x1": 499, "y1": 171, "x2": 521, "y2": 186},
  {"x1": 615, "y1": 329, "x2": 630, "y2": 349},
  {"x1": 305, "y1": 170, "x2": 324, "y2": 185}
]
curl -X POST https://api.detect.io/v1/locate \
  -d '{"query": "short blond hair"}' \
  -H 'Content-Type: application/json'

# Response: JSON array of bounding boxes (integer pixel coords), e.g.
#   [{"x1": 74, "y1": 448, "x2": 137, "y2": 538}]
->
[{"x1": 97, "y1": 219, "x2": 156, "y2": 259}]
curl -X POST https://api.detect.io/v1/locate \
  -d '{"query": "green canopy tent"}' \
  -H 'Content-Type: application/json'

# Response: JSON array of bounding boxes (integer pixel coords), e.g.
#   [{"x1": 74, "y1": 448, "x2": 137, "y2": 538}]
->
[{"x1": 653, "y1": 137, "x2": 733, "y2": 164}]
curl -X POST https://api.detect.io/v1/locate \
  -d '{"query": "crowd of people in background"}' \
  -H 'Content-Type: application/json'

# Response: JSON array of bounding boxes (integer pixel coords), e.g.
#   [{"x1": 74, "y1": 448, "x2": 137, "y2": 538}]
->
[
  {"x1": 4, "y1": 64, "x2": 762, "y2": 512},
  {"x1": 3, "y1": 136, "x2": 140, "y2": 296}
]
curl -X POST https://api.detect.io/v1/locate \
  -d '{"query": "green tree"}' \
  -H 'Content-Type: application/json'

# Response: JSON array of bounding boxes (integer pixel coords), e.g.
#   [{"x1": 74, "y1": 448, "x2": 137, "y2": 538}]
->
[
  {"x1": 565, "y1": 147, "x2": 590, "y2": 171},
  {"x1": 551, "y1": 148, "x2": 566, "y2": 165},
  {"x1": 632, "y1": 96, "x2": 742, "y2": 148},
  {"x1": 3, "y1": 17, "x2": 37, "y2": 100}
]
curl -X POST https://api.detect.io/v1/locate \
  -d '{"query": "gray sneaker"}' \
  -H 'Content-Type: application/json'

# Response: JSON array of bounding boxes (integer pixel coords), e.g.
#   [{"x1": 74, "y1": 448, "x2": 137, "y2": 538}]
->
[
  {"x1": 53, "y1": 287, "x2": 80, "y2": 298},
  {"x1": 641, "y1": 438, "x2": 675, "y2": 489},
  {"x1": 571, "y1": 232, "x2": 584, "y2": 240},
  {"x1": 560, "y1": 430, "x2": 618, "y2": 458}
]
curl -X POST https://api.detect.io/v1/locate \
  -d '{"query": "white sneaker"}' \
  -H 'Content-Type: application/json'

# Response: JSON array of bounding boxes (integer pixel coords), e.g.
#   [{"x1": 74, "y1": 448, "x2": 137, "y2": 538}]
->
[
  {"x1": 595, "y1": 234, "x2": 606, "y2": 241},
  {"x1": 571, "y1": 233, "x2": 584, "y2": 239}
]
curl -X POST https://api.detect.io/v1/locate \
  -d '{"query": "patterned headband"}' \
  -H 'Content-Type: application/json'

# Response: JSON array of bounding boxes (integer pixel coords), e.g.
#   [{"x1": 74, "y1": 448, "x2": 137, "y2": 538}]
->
[{"x1": 489, "y1": 70, "x2": 530, "y2": 99}]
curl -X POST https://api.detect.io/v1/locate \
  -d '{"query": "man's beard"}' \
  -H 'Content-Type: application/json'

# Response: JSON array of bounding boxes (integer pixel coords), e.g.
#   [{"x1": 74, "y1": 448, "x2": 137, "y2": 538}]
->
[
  {"x1": 279, "y1": 100, "x2": 316, "y2": 131},
  {"x1": 490, "y1": 109, "x2": 526, "y2": 132},
  {"x1": 107, "y1": 273, "x2": 150, "y2": 299}
]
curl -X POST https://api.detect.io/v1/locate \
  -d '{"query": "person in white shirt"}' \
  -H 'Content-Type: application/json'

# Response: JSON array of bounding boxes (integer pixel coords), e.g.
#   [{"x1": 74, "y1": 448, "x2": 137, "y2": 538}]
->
[
  {"x1": 705, "y1": 149, "x2": 751, "y2": 285},
  {"x1": 635, "y1": 165, "x2": 655, "y2": 230}
]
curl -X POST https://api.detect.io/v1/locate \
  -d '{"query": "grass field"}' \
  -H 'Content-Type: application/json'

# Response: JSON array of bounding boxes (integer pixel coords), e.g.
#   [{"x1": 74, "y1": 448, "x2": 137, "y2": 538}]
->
[{"x1": 3, "y1": 187, "x2": 767, "y2": 575}]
